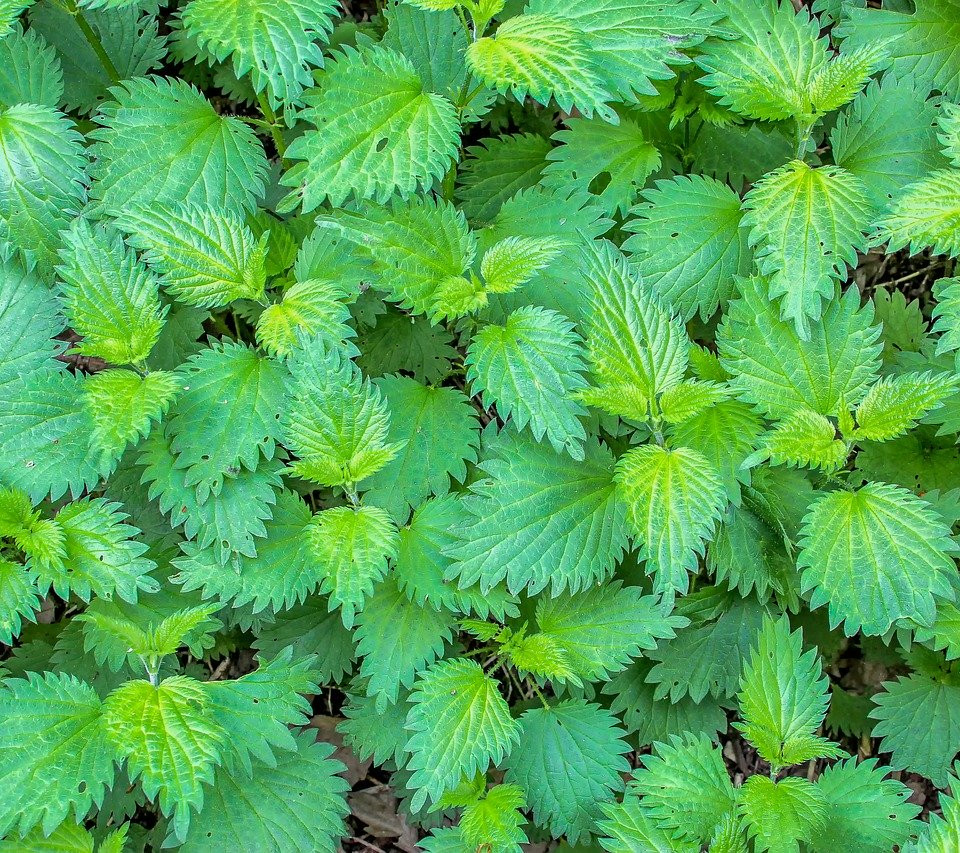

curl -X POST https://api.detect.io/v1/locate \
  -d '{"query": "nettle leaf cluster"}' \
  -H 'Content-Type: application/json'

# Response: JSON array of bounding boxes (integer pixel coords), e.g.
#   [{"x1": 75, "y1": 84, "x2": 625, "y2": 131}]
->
[{"x1": 1, "y1": 0, "x2": 960, "y2": 849}]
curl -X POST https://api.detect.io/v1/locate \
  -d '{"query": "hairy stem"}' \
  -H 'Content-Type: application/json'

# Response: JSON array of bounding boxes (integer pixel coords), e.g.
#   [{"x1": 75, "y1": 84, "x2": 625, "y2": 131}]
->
[{"x1": 257, "y1": 92, "x2": 288, "y2": 159}]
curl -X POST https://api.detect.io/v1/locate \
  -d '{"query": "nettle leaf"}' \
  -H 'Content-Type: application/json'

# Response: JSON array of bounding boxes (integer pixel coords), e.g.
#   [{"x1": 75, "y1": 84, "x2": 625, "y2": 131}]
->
[
  {"x1": 404, "y1": 658, "x2": 520, "y2": 810},
  {"x1": 758, "y1": 407, "x2": 847, "y2": 472},
  {"x1": 459, "y1": 783, "x2": 527, "y2": 852},
  {"x1": 630, "y1": 733, "x2": 736, "y2": 845},
  {"x1": 0, "y1": 560, "x2": 40, "y2": 645},
  {"x1": 505, "y1": 700, "x2": 629, "y2": 844},
  {"x1": 103, "y1": 677, "x2": 223, "y2": 834},
  {"x1": 355, "y1": 576, "x2": 455, "y2": 711},
  {"x1": 831, "y1": 75, "x2": 944, "y2": 211},
  {"x1": 854, "y1": 371, "x2": 958, "y2": 441},
  {"x1": 877, "y1": 169, "x2": 960, "y2": 258},
  {"x1": 456, "y1": 133, "x2": 550, "y2": 224},
  {"x1": 696, "y1": 0, "x2": 827, "y2": 121},
  {"x1": 89, "y1": 76, "x2": 267, "y2": 216},
  {"x1": 836, "y1": 0, "x2": 960, "y2": 100},
  {"x1": 172, "y1": 490, "x2": 316, "y2": 613},
  {"x1": 115, "y1": 202, "x2": 268, "y2": 309},
  {"x1": 0, "y1": 672, "x2": 114, "y2": 837},
  {"x1": 167, "y1": 341, "x2": 287, "y2": 496},
  {"x1": 578, "y1": 240, "x2": 688, "y2": 415},
  {"x1": 282, "y1": 338, "x2": 401, "y2": 489},
  {"x1": 326, "y1": 196, "x2": 475, "y2": 320},
  {"x1": 738, "y1": 775, "x2": 825, "y2": 853},
  {"x1": 906, "y1": 790, "x2": 960, "y2": 853},
  {"x1": 735, "y1": 617, "x2": 843, "y2": 770},
  {"x1": 445, "y1": 429, "x2": 629, "y2": 596},
  {"x1": 0, "y1": 24, "x2": 62, "y2": 110},
  {"x1": 870, "y1": 670, "x2": 960, "y2": 788},
  {"x1": 543, "y1": 115, "x2": 660, "y2": 216},
  {"x1": 0, "y1": 1, "x2": 32, "y2": 35},
  {"x1": 0, "y1": 103, "x2": 86, "y2": 279},
  {"x1": 363, "y1": 375, "x2": 480, "y2": 523},
  {"x1": 257, "y1": 279, "x2": 356, "y2": 358},
  {"x1": 535, "y1": 581, "x2": 684, "y2": 683},
  {"x1": 798, "y1": 483, "x2": 957, "y2": 636},
  {"x1": 0, "y1": 261, "x2": 64, "y2": 388},
  {"x1": 181, "y1": 0, "x2": 338, "y2": 108},
  {"x1": 466, "y1": 14, "x2": 617, "y2": 123},
  {"x1": 810, "y1": 758, "x2": 918, "y2": 853},
  {"x1": 718, "y1": 277, "x2": 882, "y2": 418},
  {"x1": 307, "y1": 504, "x2": 398, "y2": 628},
  {"x1": 282, "y1": 45, "x2": 460, "y2": 211},
  {"x1": 57, "y1": 220, "x2": 166, "y2": 366},
  {"x1": 741, "y1": 161, "x2": 871, "y2": 339},
  {"x1": 616, "y1": 444, "x2": 726, "y2": 600},
  {"x1": 179, "y1": 732, "x2": 348, "y2": 853},
  {"x1": 597, "y1": 793, "x2": 700, "y2": 853},
  {"x1": 934, "y1": 277, "x2": 960, "y2": 356},
  {"x1": 467, "y1": 307, "x2": 588, "y2": 460},
  {"x1": 624, "y1": 174, "x2": 751, "y2": 321}
]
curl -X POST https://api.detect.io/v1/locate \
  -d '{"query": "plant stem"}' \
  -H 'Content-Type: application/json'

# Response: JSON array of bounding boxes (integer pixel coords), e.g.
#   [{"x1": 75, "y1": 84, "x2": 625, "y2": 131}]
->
[
  {"x1": 257, "y1": 92, "x2": 287, "y2": 159},
  {"x1": 67, "y1": 2, "x2": 121, "y2": 85},
  {"x1": 528, "y1": 678, "x2": 551, "y2": 710}
]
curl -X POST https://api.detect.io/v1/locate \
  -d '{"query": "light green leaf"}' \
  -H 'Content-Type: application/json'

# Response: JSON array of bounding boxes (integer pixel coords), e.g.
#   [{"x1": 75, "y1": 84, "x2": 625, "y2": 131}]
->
[
  {"x1": 405, "y1": 658, "x2": 520, "y2": 810},
  {"x1": 467, "y1": 307, "x2": 588, "y2": 459},
  {"x1": 878, "y1": 169, "x2": 960, "y2": 258},
  {"x1": 759, "y1": 407, "x2": 847, "y2": 471},
  {"x1": 797, "y1": 483, "x2": 957, "y2": 636},
  {"x1": 854, "y1": 371, "x2": 959, "y2": 441},
  {"x1": 597, "y1": 794, "x2": 699, "y2": 853},
  {"x1": 256, "y1": 279, "x2": 356, "y2": 358},
  {"x1": 282, "y1": 45, "x2": 459, "y2": 211},
  {"x1": 738, "y1": 775, "x2": 825, "y2": 853}
]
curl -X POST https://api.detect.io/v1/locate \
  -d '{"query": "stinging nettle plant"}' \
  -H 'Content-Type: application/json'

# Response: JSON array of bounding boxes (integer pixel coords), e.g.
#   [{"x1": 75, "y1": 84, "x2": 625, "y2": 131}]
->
[{"x1": 1, "y1": 0, "x2": 960, "y2": 849}]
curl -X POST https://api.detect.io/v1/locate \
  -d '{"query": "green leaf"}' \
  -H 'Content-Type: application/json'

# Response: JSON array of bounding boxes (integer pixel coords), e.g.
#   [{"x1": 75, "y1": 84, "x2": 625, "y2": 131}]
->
[
  {"x1": 362, "y1": 375, "x2": 479, "y2": 523},
  {"x1": 0, "y1": 261, "x2": 63, "y2": 388},
  {"x1": 405, "y1": 658, "x2": 520, "y2": 810},
  {"x1": 0, "y1": 560, "x2": 39, "y2": 645},
  {"x1": 479, "y1": 235, "x2": 561, "y2": 294},
  {"x1": 115, "y1": 202, "x2": 268, "y2": 309},
  {"x1": 466, "y1": 14, "x2": 617, "y2": 123},
  {"x1": 456, "y1": 133, "x2": 549, "y2": 224},
  {"x1": 831, "y1": 75, "x2": 945, "y2": 211},
  {"x1": 202, "y1": 650, "x2": 317, "y2": 774},
  {"x1": 282, "y1": 337, "x2": 402, "y2": 489},
  {"x1": 355, "y1": 576, "x2": 455, "y2": 711},
  {"x1": 102, "y1": 677, "x2": 222, "y2": 835},
  {"x1": 535, "y1": 581, "x2": 684, "y2": 683},
  {"x1": 467, "y1": 307, "x2": 588, "y2": 459},
  {"x1": 89, "y1": 76, "x2": 267, "y2": 216},
  {"x1": 461, "y1": 786, "x2": 526, "y2": 852},
  {"x1": 758, "y1": 407, "x2": 847, "y2": 472},
  {"x1": 854, "y1": 371, "x2": 959, "y2": 441},
  {"x1": 738, "y1": 775, "x2": 825, "y2": 853},
  {"x1": 741, "y1": 160, "x2": 871, "y2": 339},
  {"x1": 179, "y1": 732, "x2": 348, "y2": 852},
  {"x1": 325, "y1": 197, "x2": 475, "y2": 321},
  {"x1": 282, "y1": 45, "x2": 459, "y2": 211},
  {"x1": 0, "y1": 24, "x2": 62, "y2": 109},
  {"x1": 616, "y1": 444, "x2": 726, "y2": 599},
  {"x1": 307, "y1": 504, "x2": 398, "y2": 628},
  {"x1": 172, "y1": 490, "x2": 317, "y2": 614},
  {"x1": 0, "y1": 1, "x2": 31, "y2": 35},
  {"x1": 356, "y1": 308, "x2": 457, "y2": 384},
  {"x1": 597, "y1": 794, "x2": 699, "y2": 853},
  {"x1": 83, "y1": 370, "x2": 179, "y2": 467},
  {"x1": 735, "y1": 616, "x2": 843, "y2": 770},
  {"x1": 0, "y1": 103, "x2": 86, "y2": 279},
  {"x1": 505, "y1": 700, "x2": 629, "y2": 844},
  {"x1": 878, "y1": 169, "x2": 960, "y2": 258},
  {"x1": 630, "y1": 733, "x2": 736, "y2": 845},
  {"x1": 624, "y1": 174, "x2": 750, "y2": 321},
  {"x1": 256, "y1": 279, "x2": 356, "y2": 358},
  {"x1": 646, "y1": 593, "x2": 766, "y2": 702},
  {"x1": 543, "y1": 115, "x2": 660, "y2": 216},
  {"x1": 140, "y1": 430, "x2": 281, "y2": 565},
  {"x1": 167, "y1": 340, "x2": 288, "y2": 496},
  {"x1": 933, "y1": 277, "x2": 960, "y2": 355},
  {"x1": 39, "y1": 498, "x2": 156, "y2": 604},
  {"x1": 906, "y1": 789, "x2": 960, "y2": 852},
  {"x1": 695, "y1": 0, "x2": 827, "y2": 121},
  {"x1": 797, "y1": 483, "x2": 957, "y2": 636},
  {"x1": 445, "y1": 429, "x2": 629, "y2": 596},
  {"x1": 718, "y1": 277, "x2": 882, "y2": 418},
  {"x1": 810, "y1": 757, "x2": 918, "y2": 853},
  {"x1": 836, "y1": 1, "x2": 960, "y2": 100},
  {"x1": 578, "y1": 240, "x2": 688, "y2": 415},
  {"x1": 0, "y1": 672, "x2": 114, "y2": 837},
  {"x1": 181, "y1": 0, "x2": 338, "y2": 108},
  {"x1": 870, "y1": 670, "x2": 960, "y2": 787}
]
